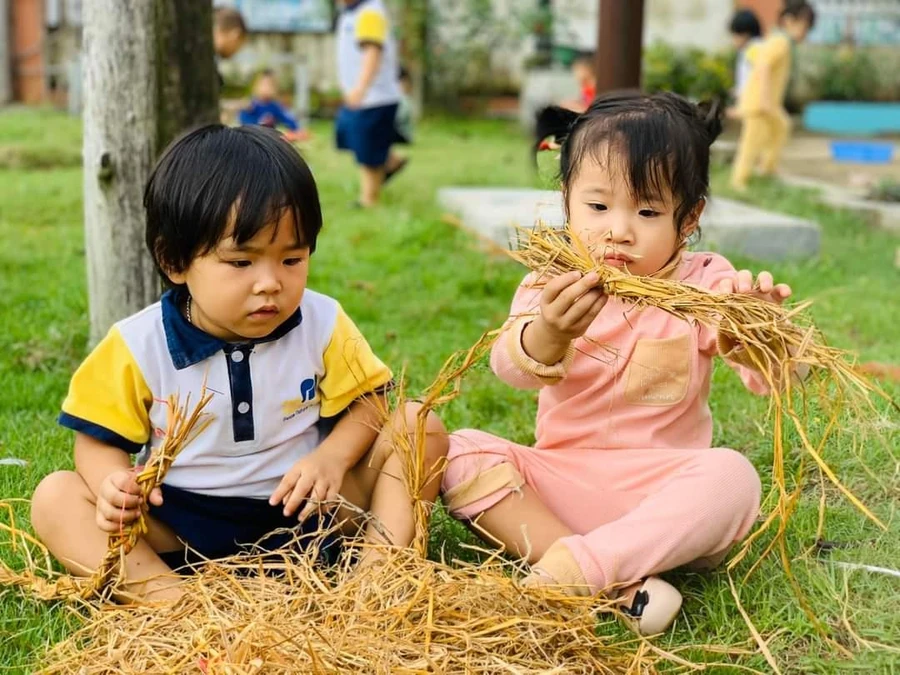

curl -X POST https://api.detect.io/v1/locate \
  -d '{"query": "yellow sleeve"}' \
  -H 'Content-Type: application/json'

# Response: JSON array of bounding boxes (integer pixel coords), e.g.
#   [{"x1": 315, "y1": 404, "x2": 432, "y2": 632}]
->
[
  {"x1": 319, "y1": 307, "x2": 393, "y2": 418},
  {"x1": 59, "y1": 326, "x2": 153, "y2": 453},
  {"x1": 754, "y1": 34, "x2": 790, "y2": 68},
  {"x1": 355, "y1": 7, "x2": 388, "y2": 45}
]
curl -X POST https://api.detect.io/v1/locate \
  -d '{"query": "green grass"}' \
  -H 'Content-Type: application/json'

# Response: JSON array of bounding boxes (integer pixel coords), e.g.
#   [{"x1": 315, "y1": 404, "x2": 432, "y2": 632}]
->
[{"x1": 0, "y1": 108, "x2": 898, "y2": 673}]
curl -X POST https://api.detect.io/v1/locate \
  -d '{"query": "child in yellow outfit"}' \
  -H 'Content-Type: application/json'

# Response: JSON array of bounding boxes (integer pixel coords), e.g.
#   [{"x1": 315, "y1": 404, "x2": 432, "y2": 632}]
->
[{"x1": 730, "y1": 2, "x2": 816, "y2": 190}]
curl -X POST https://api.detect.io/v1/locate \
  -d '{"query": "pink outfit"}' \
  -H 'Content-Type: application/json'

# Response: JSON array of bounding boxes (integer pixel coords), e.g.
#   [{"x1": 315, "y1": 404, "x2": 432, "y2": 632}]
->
[{"x1": 442, "y1": 252, "x2": 764, "y2": 593}]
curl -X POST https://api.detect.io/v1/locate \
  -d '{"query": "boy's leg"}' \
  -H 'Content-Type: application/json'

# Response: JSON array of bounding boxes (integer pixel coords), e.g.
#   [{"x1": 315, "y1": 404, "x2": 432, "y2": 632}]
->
[
  {"x1": 338, "y1": 402, "x2": 448, "y2": 548},
  {"x1": 359, "y1": 165, "x2": 386, "y2": 208},
  {"x1": 760, "y1": 108, "x2": 791, "y2": 176},
  {"x1": 730, "y1": 114, "x2": 768, "y2": 190},
  {"x1": 30, "y1": 470, "x2": 184, "y2": 601}
]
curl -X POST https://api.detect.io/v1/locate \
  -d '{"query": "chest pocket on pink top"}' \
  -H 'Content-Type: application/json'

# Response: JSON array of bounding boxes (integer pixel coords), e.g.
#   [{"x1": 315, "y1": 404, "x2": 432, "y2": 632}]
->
[{"x1": 623, "y1": 334, "x2": 692, "y2": 406}]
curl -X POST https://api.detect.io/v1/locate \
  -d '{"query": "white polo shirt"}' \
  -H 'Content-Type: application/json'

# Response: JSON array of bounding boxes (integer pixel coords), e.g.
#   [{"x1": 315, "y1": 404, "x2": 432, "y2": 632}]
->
[
  {"x1": 336, "y1": 0, "x2": 401, "y2": 108},
  {"x1": 59, "y1": 289, "x2": 392, "y2": 498}
]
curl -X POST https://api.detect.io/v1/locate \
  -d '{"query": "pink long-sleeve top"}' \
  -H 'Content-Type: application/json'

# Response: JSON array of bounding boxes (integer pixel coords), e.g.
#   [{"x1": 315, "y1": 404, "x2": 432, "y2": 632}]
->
[{"x1": 492, "y1": 251, "x2": 769, "y2": 451}]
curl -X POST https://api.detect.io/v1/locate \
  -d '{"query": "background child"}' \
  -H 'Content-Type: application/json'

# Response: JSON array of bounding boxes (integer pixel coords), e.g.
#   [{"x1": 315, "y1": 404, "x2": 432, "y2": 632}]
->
[
  {"x1": 239, "y1": 69, "x2": 310, "y2": 142},
  {"x1": 335, "y1": 0, "x2": 407, "y2": 207},
  {"x1": 726, "y1": 9, "x2": 763, "y2": 119},
  {"x1": 214, "y1": 6, "x2": 248, "y2": 82},
  {"x1": 560, "y1": 52, "x2": 597, "y2": 114},
  {"x1": 30, "y1": 125, "x2": 448, "y2": 601},
  {"x1": 731, "y1": 2, "x2": 816, "y2": 190},
  {"x1": 442, "y1": 92, "x2": 798, "y2": 635}
]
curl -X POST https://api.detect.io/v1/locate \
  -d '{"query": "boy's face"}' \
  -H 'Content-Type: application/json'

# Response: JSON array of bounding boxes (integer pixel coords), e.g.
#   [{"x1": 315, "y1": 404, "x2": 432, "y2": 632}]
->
[
  {"x1": 572, "y1": 61, "x2": 596, "y2": 91},
  {"x1": 168, "y1": 210, "x2": 310, "y2": 342},
  {"x1": 214, "y1": 27, "x2": 246, "y2": 59},
  {"x1": 783, "y1": 16, "x2": 812, "y2": 43},
  {"x1": 254, "y1": 75, "x2": 278, "y2": 102}
]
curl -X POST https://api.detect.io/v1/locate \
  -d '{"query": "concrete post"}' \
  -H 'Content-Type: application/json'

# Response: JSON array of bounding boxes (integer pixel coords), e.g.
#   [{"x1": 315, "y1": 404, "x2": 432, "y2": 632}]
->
[
  {"x1": 595, "y1": 0, "x2": 644, "y2": 94},
  {"x1": 0, "y1": 0, "x2": 11, "y2": 103}
]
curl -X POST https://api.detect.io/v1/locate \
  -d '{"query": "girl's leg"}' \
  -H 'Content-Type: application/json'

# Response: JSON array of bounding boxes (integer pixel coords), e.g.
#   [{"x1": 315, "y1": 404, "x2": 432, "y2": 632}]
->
[
  {"x1": 760, "y1": 108, "x2": 791, "y2": 175},
  {"x1": 30, "y1": 471, "x2": 184, "y2": 602},
  {"x1": 338, "y1": 401, "x2": 449, "y2": 548},
  {"x1": 730, "y1": 114, "x2": 768, "y2": 190},
  {"x1": 542, "y1": 448, "x2": 761, "y2": 594}
]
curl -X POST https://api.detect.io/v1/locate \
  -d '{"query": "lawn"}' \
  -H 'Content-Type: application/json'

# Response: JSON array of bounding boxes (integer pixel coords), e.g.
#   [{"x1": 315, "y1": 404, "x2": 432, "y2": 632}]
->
[{"x1": 0, "y1": 108, "x2": 898, "y2": 673}]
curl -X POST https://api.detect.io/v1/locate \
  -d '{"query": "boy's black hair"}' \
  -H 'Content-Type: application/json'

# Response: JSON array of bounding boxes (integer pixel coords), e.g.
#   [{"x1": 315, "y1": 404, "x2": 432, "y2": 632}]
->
[
  {"x1": 781, "y1": 1, "x2": 816, "y2": 29},
  {"x1": 729, "y1": 9, "x2": 762, "y2": 38},
  {"x1": 535, "y1": 91, "x2": 723, "y2": 235},
  {"x1": 572, "y1": 51, "x2": 596, "y2": 71},
  {"x1": 214, "y1": 6, "x2": 248, "y2": 35},
  {"x1": 145, "y1": 125, "x2": 323, "y2": 284}
]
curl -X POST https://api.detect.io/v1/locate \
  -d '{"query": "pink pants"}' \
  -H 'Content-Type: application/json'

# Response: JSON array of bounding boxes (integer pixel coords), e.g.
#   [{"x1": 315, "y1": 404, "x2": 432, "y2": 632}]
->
[{"x1": 442, "y1": 429, "x2": 761, "y2": 592}]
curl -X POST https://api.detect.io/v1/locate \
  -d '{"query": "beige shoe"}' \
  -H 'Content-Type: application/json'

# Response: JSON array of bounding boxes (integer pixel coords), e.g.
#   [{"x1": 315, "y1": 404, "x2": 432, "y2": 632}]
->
[{"x1": 617, "y1": 577, "x2": 682, "y2": 636}]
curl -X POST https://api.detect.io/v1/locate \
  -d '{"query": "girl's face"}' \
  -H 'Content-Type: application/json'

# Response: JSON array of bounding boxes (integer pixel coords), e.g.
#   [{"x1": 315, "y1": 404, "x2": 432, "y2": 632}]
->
[
  {"x1": 566, "y1": 145, "x2": 700, "y2": 277},
  {"x1": 167, "y1": 209, "x2": 310, "y2": 342}
]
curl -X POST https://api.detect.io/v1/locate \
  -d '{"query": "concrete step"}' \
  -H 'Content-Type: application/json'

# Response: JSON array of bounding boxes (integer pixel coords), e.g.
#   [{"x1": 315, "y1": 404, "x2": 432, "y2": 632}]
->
[{"x1": 438, "y1": 187, "x2": 821, "y2": 262}]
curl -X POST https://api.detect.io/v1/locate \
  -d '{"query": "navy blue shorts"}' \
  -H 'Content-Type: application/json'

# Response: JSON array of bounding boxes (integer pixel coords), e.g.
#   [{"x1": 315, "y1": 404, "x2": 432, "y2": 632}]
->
[
  {"x1": 151, "y1": 484, "x2": 341, "y2": 572},
  {"x1": 335, "y1": 103, "x2": 401, "y2": 167}
]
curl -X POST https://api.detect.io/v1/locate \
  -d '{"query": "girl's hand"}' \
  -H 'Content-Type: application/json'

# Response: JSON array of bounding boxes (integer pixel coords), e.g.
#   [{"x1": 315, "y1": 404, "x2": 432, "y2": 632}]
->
[
  {"x1": 270, "y1": 450, "x2": 347, "y2": 523},
  {"x1": 715, "y1": 270, "x2": 792, "y2": 305},
  {"x1": 535, "y1": 271, "x2": 607, "y2": 343},
  {"x1": 95, "y1": 469, "x2": 162, "y2": 533}
]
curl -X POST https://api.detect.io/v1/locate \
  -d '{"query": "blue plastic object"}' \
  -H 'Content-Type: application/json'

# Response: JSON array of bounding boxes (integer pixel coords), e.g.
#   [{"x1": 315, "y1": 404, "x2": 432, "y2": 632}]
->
[
  {"x1": 804, "y1": 102, "x2": 900, "y2": 136},
  {"x1": 829, "y1": 140, "x2": 894, "y2": 164}
]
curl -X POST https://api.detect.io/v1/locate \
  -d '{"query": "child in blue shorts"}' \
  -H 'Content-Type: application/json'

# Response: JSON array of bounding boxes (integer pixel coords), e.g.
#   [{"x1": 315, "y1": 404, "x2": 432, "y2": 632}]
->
[
  {"x1": 335, "y1": 0, "x2": 408, "y2": 207},
  {"x1": 30, "y1": 125, "x2": 448, "y2": 601}
]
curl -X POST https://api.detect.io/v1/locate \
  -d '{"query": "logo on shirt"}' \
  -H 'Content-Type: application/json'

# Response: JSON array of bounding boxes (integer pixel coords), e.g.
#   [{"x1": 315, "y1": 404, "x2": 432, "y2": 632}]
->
[{"x1": 282, "y1": 375, "x2": 320, "y2": 420}]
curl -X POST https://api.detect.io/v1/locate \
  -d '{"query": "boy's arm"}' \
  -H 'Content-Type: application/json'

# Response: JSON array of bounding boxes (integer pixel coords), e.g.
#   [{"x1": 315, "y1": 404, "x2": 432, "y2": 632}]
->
[
  {"x1": 74, "y1": 433, "x2": 133, "y2": 496},
  {"x1": 273, "y1": 103, "x2": 300, "y2": 131},
  {"x1": 345, "y1": 8, "x2": 389, "y2": 108},
  {"x1": 312, "y1": 393, "x2": 385, "y2": 471},
  {"x1": 346, "y1": 45, "x2": 382, "y2": 108}
]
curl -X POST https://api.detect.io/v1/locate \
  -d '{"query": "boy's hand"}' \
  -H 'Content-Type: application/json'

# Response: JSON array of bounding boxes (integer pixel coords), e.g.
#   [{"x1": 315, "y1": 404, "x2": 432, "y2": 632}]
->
[
  {"x1": 345, "y1": 86, "x2": 365, "y2": 109},
  {"x1": 715, "y1": 270, "x2": 792, "y2": 305},
  {"x1": 95, "y1": 469, "x2": 162, "y2": 533},
  {"x1": 270, "y1": 449, "x2": 347, "y2": 523},
  {"x1": 534, "y1": 271, "x2": 606, "y2": 344}
]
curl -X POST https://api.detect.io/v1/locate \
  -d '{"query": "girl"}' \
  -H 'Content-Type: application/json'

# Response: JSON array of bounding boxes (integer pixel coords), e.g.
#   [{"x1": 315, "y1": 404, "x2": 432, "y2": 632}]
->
[{"x1": 441, "y1": 91, "x2": 794, "y2": 635}]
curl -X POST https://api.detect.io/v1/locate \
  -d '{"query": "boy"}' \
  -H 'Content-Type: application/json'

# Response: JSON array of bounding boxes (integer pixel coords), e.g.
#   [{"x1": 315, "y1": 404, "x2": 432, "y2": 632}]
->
[
  {"x1": 726, "y1": 9, "x2": 762, "y2": 118},
  {"x1": 30, "y1": 125, "x2": 448, "y2": 601},
  {"x1": 335, "y1": 0, "x2": 407, "y2": 208},
  {"x1": 731, "y1": 2, "x2": 816, "y2": 191},
  {"x1": 214, "y1": 6, "x2": 248, "y2": 90},
  {"x1": 560, "y1": 52, "x2": 597, "y2": 114},
  {"x1": 239, "y1": 69, "x2": 310, "y2": 141}
]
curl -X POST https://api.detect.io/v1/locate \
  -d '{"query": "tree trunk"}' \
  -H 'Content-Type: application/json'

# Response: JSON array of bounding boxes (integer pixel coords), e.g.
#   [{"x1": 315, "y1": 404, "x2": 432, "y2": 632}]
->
[
  {"x1": 595, "y1": 0, "x2": 644, "y2": 95},
  {"x1": 82, "y1": 0, "x2": 218, "y2": 344},
  {"x1": 155, "y1": 0, "x2": 219, "y2": 148}
]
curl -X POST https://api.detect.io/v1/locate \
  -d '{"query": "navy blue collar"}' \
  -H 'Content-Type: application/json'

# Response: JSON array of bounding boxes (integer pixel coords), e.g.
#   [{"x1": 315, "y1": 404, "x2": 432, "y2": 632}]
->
[{"x1": 161, "y1": 289, "x2": 302, "y2": 370}]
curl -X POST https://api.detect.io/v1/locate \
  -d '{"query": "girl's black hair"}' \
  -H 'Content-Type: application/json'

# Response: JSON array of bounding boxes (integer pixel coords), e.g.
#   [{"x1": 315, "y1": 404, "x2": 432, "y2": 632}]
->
[
  {"x1": 144, "y1": 125, "x2": 323, "y2": 283},
  {"x1": 729, "y1": 9, "x2": 762, "y2": 38},
  {"x1": 535, "y1": 90, "x2": 723, "y2": 235}
]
